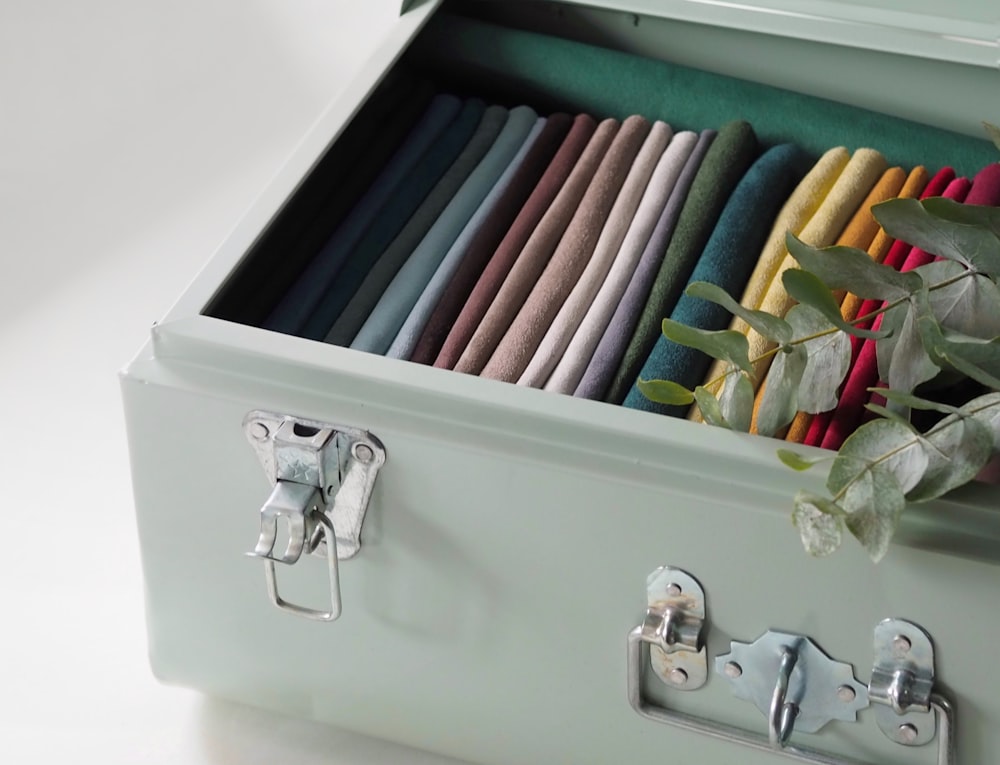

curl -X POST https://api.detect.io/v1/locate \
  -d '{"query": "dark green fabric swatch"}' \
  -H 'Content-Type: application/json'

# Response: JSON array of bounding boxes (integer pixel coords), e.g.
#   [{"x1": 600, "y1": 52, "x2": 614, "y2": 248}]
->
[
  {"x1": 300, "y1": 98, "x2": 488, "y2": 342},
  {"x1": 412, "y1": 15, "x2": 996, "y2": 176},
  {"x1": 623, "y1": 142, "x2": 811, "y2": 416},
  {"x1": 604, "y1": 120, "x2": 759, "y2": 405}
]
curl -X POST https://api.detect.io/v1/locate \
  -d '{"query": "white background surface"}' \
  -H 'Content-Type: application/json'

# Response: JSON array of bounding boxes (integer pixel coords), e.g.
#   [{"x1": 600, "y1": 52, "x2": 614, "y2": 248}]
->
[{"x1": 0, "y1": 2, "x2": 465, "y2": 762}]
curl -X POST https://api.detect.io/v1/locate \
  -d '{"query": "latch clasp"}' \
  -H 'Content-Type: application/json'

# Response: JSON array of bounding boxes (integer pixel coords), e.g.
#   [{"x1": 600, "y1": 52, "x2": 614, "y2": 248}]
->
[{"x1": 243, "y1": 411, "x2": 385, "y2": 621}]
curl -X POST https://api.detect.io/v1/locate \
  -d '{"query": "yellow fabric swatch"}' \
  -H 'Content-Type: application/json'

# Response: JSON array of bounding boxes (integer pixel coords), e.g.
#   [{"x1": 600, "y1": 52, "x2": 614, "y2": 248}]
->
[
  {"x1": 784, "y1": 165, "x2": 928, "y2": 443},
  {"x1": 690, "y1": 147, "x2": 849, "y2": 421}
]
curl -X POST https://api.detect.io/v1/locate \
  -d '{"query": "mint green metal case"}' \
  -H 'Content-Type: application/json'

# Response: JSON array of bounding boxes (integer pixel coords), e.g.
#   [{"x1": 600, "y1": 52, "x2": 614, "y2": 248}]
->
[{"x1": 122, "y1": 2, "x2": 1000, "y2": 763}]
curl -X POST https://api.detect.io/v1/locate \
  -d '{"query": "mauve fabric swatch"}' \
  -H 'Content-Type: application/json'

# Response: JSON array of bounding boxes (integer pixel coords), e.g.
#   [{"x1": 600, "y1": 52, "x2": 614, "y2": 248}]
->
[
  {"x1": 624, "y1": 143, "x2": 810, "y2": 415},
  {"x1": 299, "y1": 98, "x2": 487, "y2": 342},
  {"x1": 386, "y1": 113, "x2": 547, "y2": 360},
  {"x1": 574, "y1": 129, "x2": 715, "y2": 400},
  {"x1": 453, "y1": 118, "x2": 620, "y2": 375},
  {"x1": 322, "y1": 103, "x2": 507, "y2": 346},
  {"x1": 353, "y1": 105, "x2": 539, "y2": 355},
  {"x1": 481, "y1": 115, "x2": 652, "y2": 383},
  {"x1": 264, "y1": 93, "x2": 461, "y2": 335},
  {"x1": 817, "y1": 173, "x2": 972, "y2": 451},
  {"x1": 432, "y1": 114, "x2": 596, "y2": 370},
  {"x1": 802, "y1": 166, "x2": 956, "y2": 447},
  {"x1": 519, "y1": 120, "x2": 673, "y2": 388},
  {"x1": 604, "y1": 120, "x2": 759, "y2": 405},
  {"x1": 783, "y1": 165, "x2": 913, "y2": 443},
  {"x1": 545, "y1": 131, "x2": 698, "y2": 395},
  {"x1": 409, "y1": 113, "x2": 575, "y2": 365}
]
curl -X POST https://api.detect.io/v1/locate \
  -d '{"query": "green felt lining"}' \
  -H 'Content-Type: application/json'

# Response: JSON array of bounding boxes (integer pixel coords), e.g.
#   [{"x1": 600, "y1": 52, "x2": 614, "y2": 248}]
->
[{"x1": 411, "y1": 14, "x2": 995, "y2": 177}]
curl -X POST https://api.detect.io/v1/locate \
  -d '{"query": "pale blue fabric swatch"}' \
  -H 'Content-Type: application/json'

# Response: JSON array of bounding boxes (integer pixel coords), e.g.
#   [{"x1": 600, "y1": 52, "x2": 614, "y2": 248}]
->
[
  {"x1": 264, "y1": 93, "x2": 462, "y2": 334},
  {"x1": 386, "y1": 116, "x2": 547, "y2": 360},
  {"x1": 351, "y1": 105, "x2": 539, "y2": 355}
]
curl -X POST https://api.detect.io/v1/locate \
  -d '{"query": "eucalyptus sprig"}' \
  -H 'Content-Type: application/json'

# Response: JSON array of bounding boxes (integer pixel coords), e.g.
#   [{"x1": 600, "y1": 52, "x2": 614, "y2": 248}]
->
[{"x1": 640, "y1": 175, "x2": 1000, "y2": 561}]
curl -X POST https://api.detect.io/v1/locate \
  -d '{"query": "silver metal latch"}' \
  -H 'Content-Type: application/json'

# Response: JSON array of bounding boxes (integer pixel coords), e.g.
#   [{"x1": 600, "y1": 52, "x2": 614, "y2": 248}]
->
[
  {"x1": 243, "y1": 411, "x2": 385, "y2": 621},
  {"x1": 628, "y1": 565, "x2": 957, "y2": 765}
]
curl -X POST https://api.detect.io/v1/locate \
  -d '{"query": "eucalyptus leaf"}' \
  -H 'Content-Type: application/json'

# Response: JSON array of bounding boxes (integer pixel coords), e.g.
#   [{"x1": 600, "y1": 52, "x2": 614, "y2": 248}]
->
[
  {"x1": 914, "y1": 292, "x2": 1000, "y2": 389},
  {"x1": 757, "y1": 344, "x2": 808, "y2": 437},
  {"x1": 785, "y1": 232, "x2": 923, "y2": 300},
  {"x1": 782, "y1": 269, "x2": 887, "y2": 340},
  {"x1": 864, "y1": 403, "x2": 918, "y2": 430},
  {"x1": 717, "y1": 370, "x2": 753, "y2": 433},
  {"x1": 842, "y1": 466, "x2": 905, "y2": 562},
  {"x1": 637, "y1": 378, "x2": 695, "y2": 406},
  {"x1": 778, "y1": 449, "x2": 829, "y2": 472},
  {"x1": 888, "y1": 303, "x2": 940, "y2": 395},
  {"x1": 828, "y1": 419, "x2": 929, "y2": 496},
  {"x1": 792, "y1": 492, "x2": 846, "y2": 557},
  {"x1": 963, "y1": 392, "x2": 1000, "y2": 451},
  {"x1": 907, "y1": 414, "x2": 994, "y2": 502},
  {"x1": 875, "y1": 302, "x2": 908, "y2": 381},
  {"x1": 873, "y1": 198, "x2": 1000, "y2": 273},
  {"x1": 986, "y1": 121, "x2": 1000, "y2": 153},
  {"x1": 874, "y1": 388, "x2": 962, "y2": 416},
  {"x1": 784, "y1": 305, "x2": 851, "y2": 413},
  {"x1": 685, "y1": 281, "x2": 793, "y2": 344},
  {"x1": 922, "y1": 196, "x2": 1000, "y2": 243},
  {"x1": 693, "y1": 386, "x2": 730, "y2": 429},
  {"x1": 914, "y1": 260, "x2": 1000, "y2": 339},
  {"x1": 661, "y1": 319, "x2": 754, "y2": 376}
]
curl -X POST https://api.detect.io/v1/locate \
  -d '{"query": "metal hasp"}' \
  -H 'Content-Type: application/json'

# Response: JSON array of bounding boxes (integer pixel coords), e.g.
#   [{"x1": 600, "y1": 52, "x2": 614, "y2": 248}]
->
[
  {"x1": 243, "y1": 411, "x2": 385, "y2": 621},
  {"x1": 643, "y1": 566, "x2": 708, "y2": 690},
  {"x1": 869, "y1": 619, "x2": 947, "y2": 750},
  {"x1": 628, "y1": 567, "x2": 959, "y2": 764},
  {"x1": 715, "y1": 631, "x2": 869, "y2": 747}
]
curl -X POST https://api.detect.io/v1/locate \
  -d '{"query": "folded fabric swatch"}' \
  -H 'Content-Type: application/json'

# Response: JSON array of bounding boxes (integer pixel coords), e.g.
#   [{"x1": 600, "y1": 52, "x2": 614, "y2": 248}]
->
[
  {"x1": 454, "y1": 118, "x2": 620, "y2": 375},
  {"x1": 802, "y1": 166, "x2": 956, "y2": 447},
  {"x1": 353, "y1": 105, "x2": 539, "y2": 354},
  {"x1": 834, "y1": 166, "x2": 931, "y2": 333},
  {"x1": 624, "y1": 143, "x2": 810, "y2": 415},
  {"x1": 481, "y1": 115, "x2": 652, "y2": 382},
  {"x1": 692, "y1": 147, "x2": 851, "y2": 419},
  {"x1": 818, "y1": 174, "x2": 972, "y2": 451},
  {"x1": 220, "y1": 75, "x2": 428, "y2": 328},
  {"x1": 965, "y1": 162, "x2": 1000, "y2": 206},
  {"x1": 432, "y1": 114, "x2": 596, "y2": 370},
  {"x1": 546, "y1": 131, "x2": 699, "y2": 395},
  {"x1": 387, "y1": 114, "x2": 550, "y2": 360},
  {"x1": 264, "y1": 93, "x2": 462, "y2": 335},
  {"x1": 409, "y1": 113, "x2": 575, "y2": 365},
  {"x1": 785, "y1": 165, "x2": 925, "y2": 443},
  {"x1": 575, "y1": 129, "x2": 715, "y2": 400},
  {"x1": 301, "y1": 98, "x2": 487, "y2": 342},
  {"x1": 321, "y1": 102, "x2": 504, "y2": 346},
  {"x1": 741, "y1": 148, "x2": 888, "y2": 396},
  {"x1": 519, "y1": 120, "x2": 673, "y2": 387},
  {"x1": 604, "y1": 120, "x2": 759, "y2": 405}
]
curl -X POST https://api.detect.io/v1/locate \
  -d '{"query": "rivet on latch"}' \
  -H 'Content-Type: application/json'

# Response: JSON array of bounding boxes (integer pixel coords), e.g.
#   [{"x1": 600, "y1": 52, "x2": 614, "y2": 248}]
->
[
  {"x1": 869, "y1": 619, "x2": 938, "y2": 747},
  {"x1": 243, "y1": 411, "x2": 386, "y2": 622},
  {"x1": 642, "y1": 567, "x2": 708, "y2": 691}
]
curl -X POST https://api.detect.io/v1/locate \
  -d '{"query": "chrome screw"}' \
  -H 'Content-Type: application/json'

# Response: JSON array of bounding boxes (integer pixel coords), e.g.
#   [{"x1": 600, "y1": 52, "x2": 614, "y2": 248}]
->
[
  {"x1": 354, "y1": 443, "x2": 374, "y2": 462},
  {"x1": 898, "y1": 723, "x2": 919, "y2": 744},
  {"x1": 892, "y1": 635, "x2": 912, "y2": 655},
  {"x1": 665, "y1": 583, "x2": 682, "y2": 596},
  {"x1": 250, "y1": 422, "x2": 269, "y2": 441},
  {"x1": 724, "y1": 662, "x2": 743, "y2": 679}
]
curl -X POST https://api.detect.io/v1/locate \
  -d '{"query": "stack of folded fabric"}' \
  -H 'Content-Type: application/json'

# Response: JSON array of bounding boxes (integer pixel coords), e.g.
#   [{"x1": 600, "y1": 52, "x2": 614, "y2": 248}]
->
[{"x1": 256, "y1": 86, "x2": 1000, "y2": 450}]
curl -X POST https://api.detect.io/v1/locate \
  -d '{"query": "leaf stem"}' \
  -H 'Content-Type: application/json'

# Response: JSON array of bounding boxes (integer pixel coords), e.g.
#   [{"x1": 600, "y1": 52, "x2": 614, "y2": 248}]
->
[{"x1": 705, "y1": 270, "x2": 979, "y2": 390}]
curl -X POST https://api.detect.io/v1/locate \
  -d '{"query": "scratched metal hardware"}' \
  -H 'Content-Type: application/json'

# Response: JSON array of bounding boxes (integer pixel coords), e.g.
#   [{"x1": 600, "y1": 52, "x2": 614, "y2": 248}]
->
[
  {"x1": 244, "y1": 411, "x2": 385, "y2": 621},
  {"x1": 869, "y1": 618, "x2": 937, "y2": 747},
  {"x1": 642, "y1": 566, "x2": 708, "y2": 690},
  {"x1": 628, "y1": 566, "x2": 958, "y2": 764}
]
